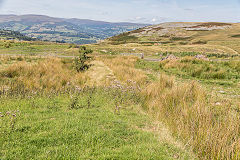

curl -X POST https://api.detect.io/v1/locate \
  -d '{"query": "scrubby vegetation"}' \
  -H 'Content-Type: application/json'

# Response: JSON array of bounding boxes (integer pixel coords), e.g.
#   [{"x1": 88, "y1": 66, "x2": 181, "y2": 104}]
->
[
  {"x1": 159, "y1": 58, "x2": 240, "y2": 80},
  {"x1": 102, "y1": 56, "x2": 240, "y2": 160},
  {"x1": 108, "y1": 32, "x2": 139, "y2": 44},
  {"x1": 90, "y1": 22, "x2": 240, "y2": 159},
  {"x1": 232, "y1": 34, "x2": 240, "y2": 38},
  {"x1": 74, "y1": 46, "x2": 93, "y2": 72},
  {"x1": 0, "y1": 58, "x2": 88, "y2": 93},
  {"x1": 0, "y1": 33, "x2": 240, "y2": 159},
  {"x1": 0, "y1": 55, "x2": 195, "y2": 159},
  {"x1": 136, "y1": 57, "x2": 240, "y2": 87}
]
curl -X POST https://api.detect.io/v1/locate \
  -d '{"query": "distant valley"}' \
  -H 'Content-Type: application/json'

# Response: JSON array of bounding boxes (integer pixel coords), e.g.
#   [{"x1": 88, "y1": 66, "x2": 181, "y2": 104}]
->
[{"x1": 0, "y1": 14, "x2": 148, "y2": 44}]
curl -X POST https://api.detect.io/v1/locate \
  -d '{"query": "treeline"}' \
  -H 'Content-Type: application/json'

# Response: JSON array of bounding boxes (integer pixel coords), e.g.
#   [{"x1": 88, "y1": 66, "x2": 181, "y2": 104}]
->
[{"x1": 32, "y1": 31, "x2": 95, "y2": 39}]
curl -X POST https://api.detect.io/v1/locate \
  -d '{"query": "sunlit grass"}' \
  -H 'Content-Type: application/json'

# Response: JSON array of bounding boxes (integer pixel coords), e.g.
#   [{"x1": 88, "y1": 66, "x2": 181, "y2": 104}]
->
[{"x1": 0, "y1": 88, "x2": 192, "y2": 159}]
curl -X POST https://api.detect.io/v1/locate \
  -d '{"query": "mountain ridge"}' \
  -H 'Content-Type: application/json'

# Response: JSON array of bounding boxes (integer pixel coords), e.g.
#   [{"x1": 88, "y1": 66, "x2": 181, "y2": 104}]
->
[
  {"x1": 0, "y1": 14, "x2": 148, "y2": 44},
  {"x1": 0, "y1": 14, "x2": 146, "y2": 25}
]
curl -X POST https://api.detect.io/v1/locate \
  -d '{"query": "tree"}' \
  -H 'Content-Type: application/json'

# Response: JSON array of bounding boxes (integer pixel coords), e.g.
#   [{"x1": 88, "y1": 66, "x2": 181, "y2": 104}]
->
[{"x1": 74, "y1": 46, "x2": 93, "y2": 72}]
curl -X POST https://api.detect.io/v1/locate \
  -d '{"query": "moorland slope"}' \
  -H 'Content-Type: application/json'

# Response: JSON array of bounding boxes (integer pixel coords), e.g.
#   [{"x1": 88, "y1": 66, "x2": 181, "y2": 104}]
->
[{"x1": 106, "y1": 22, "x2": 240, "y2": 54}]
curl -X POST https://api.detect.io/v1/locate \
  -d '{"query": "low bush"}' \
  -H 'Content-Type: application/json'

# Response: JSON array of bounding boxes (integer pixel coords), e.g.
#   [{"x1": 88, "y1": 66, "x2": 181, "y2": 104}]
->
[
  {"x1": 191, "y1": 40, "x2": 207, "y2": 44},
  {"x1": 4, "y1": 42, "x2": 12, "y2": 48},
  {"x1": 74, "y1": 46, "x2": 93, "y2": 72}
]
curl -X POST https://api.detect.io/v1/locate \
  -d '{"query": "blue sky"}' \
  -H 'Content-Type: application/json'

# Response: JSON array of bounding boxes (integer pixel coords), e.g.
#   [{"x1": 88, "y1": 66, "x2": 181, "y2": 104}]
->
[{"x1": 0, "y1": 0, "x2": 239, "y2": 23}]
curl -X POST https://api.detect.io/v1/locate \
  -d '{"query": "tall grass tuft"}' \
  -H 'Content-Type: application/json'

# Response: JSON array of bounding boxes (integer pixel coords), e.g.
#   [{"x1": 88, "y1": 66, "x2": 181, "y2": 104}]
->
[
  {"x1": 101, "y1": 55, "x2": 240, "y2": 159},
  {"x1": 100, "y1": 56, "x2": 148, "y2": 86},
  {"x1": 143, "y1": 76, "x2": 240, "y2": 159},
  {"x1": 0, "y1": 58, "x2": 88, "y2": 94}
]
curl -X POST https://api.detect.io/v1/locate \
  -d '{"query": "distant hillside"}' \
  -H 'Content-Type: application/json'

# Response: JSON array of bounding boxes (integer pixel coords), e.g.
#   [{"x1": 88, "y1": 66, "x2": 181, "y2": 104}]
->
[
  {"x1": 107, "y1": 22, "x2": 240, "y2": 45},
  {"x1": 0, "y1": 14, "x2": 147, "y2": 44},
  {"x1": 0, "y1": 29, "x2": 36, "y2": 41}
]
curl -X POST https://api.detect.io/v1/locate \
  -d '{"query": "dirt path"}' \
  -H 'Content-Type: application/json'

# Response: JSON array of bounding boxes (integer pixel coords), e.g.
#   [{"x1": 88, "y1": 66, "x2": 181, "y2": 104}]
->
[
  {"x1": 89, "y1": 60, "x2": 196, "y2": 159},
  {"x1": 86, "y1": 60, "x2": 116, "y2": 86}
]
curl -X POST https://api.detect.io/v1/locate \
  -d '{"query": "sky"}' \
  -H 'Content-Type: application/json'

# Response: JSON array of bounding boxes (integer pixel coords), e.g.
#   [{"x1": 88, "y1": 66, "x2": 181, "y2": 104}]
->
[{"x1": 0, "y1": 0, "x2": 240, "y2": 24}]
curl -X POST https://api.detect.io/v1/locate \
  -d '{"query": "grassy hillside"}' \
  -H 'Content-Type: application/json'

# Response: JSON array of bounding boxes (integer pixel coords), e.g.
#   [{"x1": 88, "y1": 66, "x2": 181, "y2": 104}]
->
[
  {"x1": 0, "y1": 21, "x2": 240, "y2": 159},
  {"x1": 106, "y1": 22, "x2": 240, "y2": 54},
  {"x1": 0, "y1": 14, "x2": 147, "y2": 44}
]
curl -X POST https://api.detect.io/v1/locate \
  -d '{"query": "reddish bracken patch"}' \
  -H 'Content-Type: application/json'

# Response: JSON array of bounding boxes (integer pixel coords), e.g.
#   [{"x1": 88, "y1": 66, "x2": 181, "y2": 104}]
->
[
  {"x1": 131, "y1": 28, "x2": 145, "y2": 33},
  {"x1": 153, "y1": 27, "x2": 164, "y2": 31},
  {"x1": 186, "y1": 22, "x2": 231, "y2": 29}
]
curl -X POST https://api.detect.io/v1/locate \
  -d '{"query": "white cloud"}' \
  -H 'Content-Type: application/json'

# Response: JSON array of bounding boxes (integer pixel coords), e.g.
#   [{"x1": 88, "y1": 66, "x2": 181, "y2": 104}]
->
[{"x1": 152, "y1": 18, "x2": 156, "y2": 22}]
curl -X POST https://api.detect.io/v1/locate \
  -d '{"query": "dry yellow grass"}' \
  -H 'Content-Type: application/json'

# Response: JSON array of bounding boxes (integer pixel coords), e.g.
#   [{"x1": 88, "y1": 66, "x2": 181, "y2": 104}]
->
[
  {"x1": 1, "y1": 54, "x2": 239, "y2": 159},
  {"x1": 86, "y1": 60, "x2": 116, "y2": 86},
  {"x1": 92, "y1": 43, "x2": 239, "y2": 57},
  {"x1": 100, "y1": 55, "x2": 240, "y2": 159},
  {"x1": 99, "y1": 55, "x2": 148, "y2": 86},
  {"x1": 0, "y1": 58, "x2": 88, "y2": 92},
  {"x1": 143, "y1": 77, "x2": 240, "y2": 159}
]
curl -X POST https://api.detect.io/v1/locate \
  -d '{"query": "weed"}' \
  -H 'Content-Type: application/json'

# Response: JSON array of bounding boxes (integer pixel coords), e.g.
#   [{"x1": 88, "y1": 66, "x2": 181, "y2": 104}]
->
[
  {"x1": 69, "y1": 94, "x2": 80, "y2": 109},
  {"x1": 0, "y1": 110, "x2": 20, "y2": 134}
]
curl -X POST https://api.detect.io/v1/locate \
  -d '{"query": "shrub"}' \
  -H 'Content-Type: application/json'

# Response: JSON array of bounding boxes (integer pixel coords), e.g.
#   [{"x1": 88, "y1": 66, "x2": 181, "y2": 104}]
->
[
  {"x1": 68, "y1": 43, "x2": 79, "y2": 48},
  {"x1": 4, "y1": 42, "x2": 12, "y2": 48},
  {"x1": 191, "y1": 40, "x2": 207, "y2": 44},
  {"x1": 74, "y1": 46, "x2": 93, "y2": 72},
  {"x1": 179, "y1": 41, "x2": 188, "y2": 45},
  {"x1": 170, "y1": 36, "x2": 191, "y2": 41}
]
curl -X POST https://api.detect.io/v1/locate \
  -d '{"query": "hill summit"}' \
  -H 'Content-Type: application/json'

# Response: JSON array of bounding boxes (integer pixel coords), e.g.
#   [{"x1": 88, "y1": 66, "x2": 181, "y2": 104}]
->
[{"x1": 107, "y1": 22, "x2": 240, "y2": 45}]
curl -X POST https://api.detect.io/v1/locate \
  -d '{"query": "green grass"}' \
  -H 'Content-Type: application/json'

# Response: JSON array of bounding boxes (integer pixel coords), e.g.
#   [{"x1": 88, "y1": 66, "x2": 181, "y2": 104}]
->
[
  {"x1": 136, "y1": 58, "x2": 240, "y2": 86},
  {"x1": 135, "y1": 59, "x2": 160, "y2": 71},
  {"x1": 135, "y1": 57, "x2": 240, "y2": 109},
  {"x1": 0, "y1": 88, "x2": 192, "y2": 159},
  {"x1": 231, "y1": 34, "x2": 240, "y2": 38},
  {"x1": 0, "y1": 41, "x2": 70, "y2": 55},
  {"x1": 108, "y1": 32, "x2": 139, "y2": 44}
]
